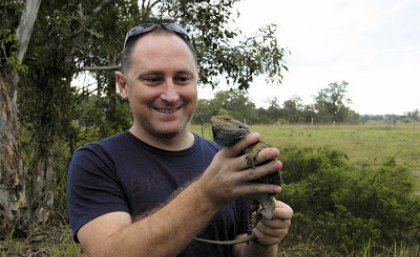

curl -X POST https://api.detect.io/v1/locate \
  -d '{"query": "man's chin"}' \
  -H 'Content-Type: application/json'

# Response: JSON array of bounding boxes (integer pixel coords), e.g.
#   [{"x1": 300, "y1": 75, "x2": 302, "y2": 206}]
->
[
  {"x1": 138, "y1": 116, "x2": 191, "y2": 139},
  {"x1": 151, "y1": 123, "x2": 187, "y2": 139}
]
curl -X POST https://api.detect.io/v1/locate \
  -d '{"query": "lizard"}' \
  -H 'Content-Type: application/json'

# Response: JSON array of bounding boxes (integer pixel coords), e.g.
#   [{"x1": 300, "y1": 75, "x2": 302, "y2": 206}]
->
[{"x1": 194, "y1": 115, "x2": 282, "y2": 245}]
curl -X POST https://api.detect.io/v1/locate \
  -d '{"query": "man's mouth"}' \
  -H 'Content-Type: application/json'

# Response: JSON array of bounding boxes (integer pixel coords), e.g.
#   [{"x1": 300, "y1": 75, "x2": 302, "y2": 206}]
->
[{"x1": 154, "y1": 106, "x2": 182, "y2": 114}]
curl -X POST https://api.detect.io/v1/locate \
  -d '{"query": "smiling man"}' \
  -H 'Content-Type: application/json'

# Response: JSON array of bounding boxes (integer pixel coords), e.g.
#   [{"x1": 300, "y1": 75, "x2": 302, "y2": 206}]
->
[
  {"x1": 67, "y1": 20, "x2": 292, "y2": 257},
  {"x1": 118, "y1": 25, "x2": 198, "y2": 150}
]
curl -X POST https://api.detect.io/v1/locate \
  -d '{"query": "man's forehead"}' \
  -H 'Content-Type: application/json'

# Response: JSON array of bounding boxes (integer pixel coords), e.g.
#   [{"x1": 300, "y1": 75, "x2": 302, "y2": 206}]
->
[
  {"x1": 124, "y1": 38, "x2": 196, "y2": 79},
  {"x1": 135, "y1": 30, "x2": 189, "y2": 50},
  {"x1": 129, "y1": 33, "x2": 197, "y2": 69}
]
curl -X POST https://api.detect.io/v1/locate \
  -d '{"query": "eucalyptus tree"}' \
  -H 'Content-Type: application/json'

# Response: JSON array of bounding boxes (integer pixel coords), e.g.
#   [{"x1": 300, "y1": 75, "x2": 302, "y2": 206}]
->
[
  {"x1": 314, "y1": 81, "x2": 351, "y2": 125},
  {"x1": 0, "y1": 0, "x2": 41, "y2": 237},
  {"x1": 17, "y1": 0, "x2": 131, "y2": 235},
  {"x1": 2, "y1": 0, "x2": 128, "y2": 236},
  {"x1": 282, "y1": 96, "x2": 304, "y2": 123}
]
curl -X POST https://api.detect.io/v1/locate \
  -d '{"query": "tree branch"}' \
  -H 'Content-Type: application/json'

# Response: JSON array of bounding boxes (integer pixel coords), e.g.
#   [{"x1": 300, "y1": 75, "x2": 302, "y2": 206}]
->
[
  {"x1": 16, "y1": 0, "x2": 42, "y2": 62},
  {"x1": 92, "y1": 0, "x2": 115, "y2": 15},
  {"x1": 148, "y1": 0, "x2": 161, "y2": 10},
  {"x1": 69, "y1": 0, "x2": 116, "y2": 57}
]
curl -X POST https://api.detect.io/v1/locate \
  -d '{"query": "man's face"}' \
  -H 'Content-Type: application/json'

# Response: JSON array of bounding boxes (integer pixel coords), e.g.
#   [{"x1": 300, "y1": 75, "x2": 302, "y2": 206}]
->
[{"x1": 119, "y1": 32, "x2": 198, "y2": 139}]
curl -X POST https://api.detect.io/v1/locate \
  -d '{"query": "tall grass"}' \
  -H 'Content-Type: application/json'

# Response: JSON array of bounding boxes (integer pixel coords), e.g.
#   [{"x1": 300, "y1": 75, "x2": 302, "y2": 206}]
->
[
  {"x1": 277, "y1": 241, "x2": 420, "y2": 257},
  {"x1": 356, "y1": 241, "x2": 420, "y2": 257}
]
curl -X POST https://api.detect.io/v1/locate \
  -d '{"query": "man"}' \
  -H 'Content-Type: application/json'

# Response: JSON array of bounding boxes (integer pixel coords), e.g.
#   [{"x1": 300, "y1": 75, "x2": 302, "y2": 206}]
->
[{"x1": 67, "y1": 20, "x2": 293, "y2": 257}]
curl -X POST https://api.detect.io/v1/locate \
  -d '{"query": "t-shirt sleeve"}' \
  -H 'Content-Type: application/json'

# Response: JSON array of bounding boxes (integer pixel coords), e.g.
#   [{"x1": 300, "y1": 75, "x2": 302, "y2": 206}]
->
[{"x1": 67, "y1": 144, "x2": 129, "y2": 242}]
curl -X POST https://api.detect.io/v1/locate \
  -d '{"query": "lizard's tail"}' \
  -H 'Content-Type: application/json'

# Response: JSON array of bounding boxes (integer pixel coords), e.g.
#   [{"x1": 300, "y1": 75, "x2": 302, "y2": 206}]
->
[{"x1": 194, "y1": 234, "x2": 256, "y2": 245}]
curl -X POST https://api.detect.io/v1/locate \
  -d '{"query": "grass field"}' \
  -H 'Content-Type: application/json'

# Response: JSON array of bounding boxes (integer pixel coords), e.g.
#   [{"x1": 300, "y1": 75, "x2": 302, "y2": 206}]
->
[{"x1": 192, "y1": 122, "x2": 420, "y2": 169}]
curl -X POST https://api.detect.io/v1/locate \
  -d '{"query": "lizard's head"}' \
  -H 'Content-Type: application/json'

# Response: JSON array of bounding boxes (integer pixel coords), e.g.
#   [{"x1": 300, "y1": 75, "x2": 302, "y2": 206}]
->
[{"x1": 211, "y1": 115, "x2": 250, "y2": 146}]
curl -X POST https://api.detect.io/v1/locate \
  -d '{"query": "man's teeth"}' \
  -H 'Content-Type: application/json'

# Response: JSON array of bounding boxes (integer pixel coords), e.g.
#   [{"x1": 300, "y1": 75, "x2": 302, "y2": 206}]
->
[{"x1": 156, "y1": 108, "x2": 177, "y2": 114}]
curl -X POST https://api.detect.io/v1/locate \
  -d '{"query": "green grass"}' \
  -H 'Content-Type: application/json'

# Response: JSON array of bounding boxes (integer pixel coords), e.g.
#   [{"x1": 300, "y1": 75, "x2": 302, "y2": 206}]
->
[{"x1": 192, "y1": 123, "x2": 420, "y2": 169}]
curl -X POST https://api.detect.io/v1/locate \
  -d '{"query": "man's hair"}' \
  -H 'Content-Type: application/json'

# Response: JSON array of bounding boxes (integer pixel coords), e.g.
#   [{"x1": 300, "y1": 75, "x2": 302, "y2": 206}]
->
[{"x1": 121, "y1": 22, "x2": 198, "y2": 74}]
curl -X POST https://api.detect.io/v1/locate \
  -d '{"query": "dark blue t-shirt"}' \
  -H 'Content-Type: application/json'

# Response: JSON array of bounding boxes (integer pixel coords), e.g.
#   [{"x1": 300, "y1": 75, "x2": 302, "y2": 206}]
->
[{"x1": 67, "y1": 131, "x2": 250, "y2": 257}]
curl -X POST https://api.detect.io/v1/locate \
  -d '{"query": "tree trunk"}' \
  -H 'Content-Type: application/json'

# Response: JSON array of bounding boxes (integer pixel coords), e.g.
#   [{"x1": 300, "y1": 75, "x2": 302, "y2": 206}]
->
[
  {"x1": 0, "y1": 0, "x2": 41, "y2": 237},
  {"x1": 0, "y1": 72, "x2": 27, "y2": 237}
]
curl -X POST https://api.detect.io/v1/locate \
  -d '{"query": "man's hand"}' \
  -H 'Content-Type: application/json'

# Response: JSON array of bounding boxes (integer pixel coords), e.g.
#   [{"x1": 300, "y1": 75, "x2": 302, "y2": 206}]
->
[
  {"x1": 233, "y1": 200, "x2": 293, "y2": 257},
  {"x1": 252, "y1": 200, "x2": 293, "y2": 246},
  {"x1": 197, "y1": 132, "x2": 282, "y2": 207}
]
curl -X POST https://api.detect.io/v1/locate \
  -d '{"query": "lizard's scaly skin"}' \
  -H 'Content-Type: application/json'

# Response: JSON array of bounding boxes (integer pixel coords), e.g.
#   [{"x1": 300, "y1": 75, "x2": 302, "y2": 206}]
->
[{"x1": 195, "y1": 115, "x2": 282, "y2": 245}]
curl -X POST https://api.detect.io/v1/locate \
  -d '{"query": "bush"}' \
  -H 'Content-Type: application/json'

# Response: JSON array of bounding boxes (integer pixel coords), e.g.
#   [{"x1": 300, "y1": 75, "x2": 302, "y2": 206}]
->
[
  {"x1": 281, "y1": 146, "x2": 348, "y2": 183},
  {"x1": 279, "y1": 146, "x2": 420, "y2": 252}
]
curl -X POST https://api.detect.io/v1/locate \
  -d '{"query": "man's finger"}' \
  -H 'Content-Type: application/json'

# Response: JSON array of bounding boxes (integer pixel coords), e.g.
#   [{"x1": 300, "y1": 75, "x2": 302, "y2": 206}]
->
[{"x1": 223, "y1": 132, "x2": 261, "y2": 158}]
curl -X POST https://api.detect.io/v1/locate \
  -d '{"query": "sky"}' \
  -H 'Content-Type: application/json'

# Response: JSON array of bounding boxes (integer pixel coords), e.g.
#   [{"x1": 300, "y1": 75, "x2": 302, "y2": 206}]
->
[{"x1": 199, "y1": 0, "x2": 420, "y2": 115}]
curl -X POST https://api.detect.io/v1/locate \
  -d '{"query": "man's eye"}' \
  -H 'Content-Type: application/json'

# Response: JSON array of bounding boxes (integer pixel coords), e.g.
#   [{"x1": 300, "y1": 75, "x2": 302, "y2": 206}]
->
[
  {"x1": 175, "y1": 76, "x2": 192, "y2": 84},
  {"x1": 143, "y1": 77, "x2": 162, "y2": 84}
]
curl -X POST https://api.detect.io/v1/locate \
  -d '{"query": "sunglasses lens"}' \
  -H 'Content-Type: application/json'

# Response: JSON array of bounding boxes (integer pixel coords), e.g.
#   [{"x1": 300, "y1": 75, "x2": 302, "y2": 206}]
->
[
  {"x1": 163, "y1": 23, "x2": 189, "y2": 38},
  {"x1": 124, "y1": 23, "x2": 157, "y2": 49},
  {"x1": 129, "y1": 23, "x2": 156, "y2": 36}
]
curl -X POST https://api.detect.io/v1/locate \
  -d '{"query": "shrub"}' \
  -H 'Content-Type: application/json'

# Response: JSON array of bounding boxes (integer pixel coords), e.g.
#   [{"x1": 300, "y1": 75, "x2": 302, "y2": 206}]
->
[{"x1": 279, "y1": 146, "x2": 420, "y2": 252}]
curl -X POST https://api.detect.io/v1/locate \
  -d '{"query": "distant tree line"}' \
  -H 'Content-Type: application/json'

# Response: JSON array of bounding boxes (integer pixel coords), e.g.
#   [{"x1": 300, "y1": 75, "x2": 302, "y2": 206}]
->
[
  {"x1": 360, "y1": 110, "x2": 420, "y2": 124},
  {"x1": 193, "y1": 81, "x2": 420, "y2": 125},
  {"x1": 193, "y1": 81, "x2": 361, "y2": 125}
]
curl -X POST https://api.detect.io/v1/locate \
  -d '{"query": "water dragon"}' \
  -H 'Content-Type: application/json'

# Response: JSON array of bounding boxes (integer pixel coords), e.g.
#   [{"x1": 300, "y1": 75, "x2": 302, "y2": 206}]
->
[{"x1": 194, "y1": 115, "x2": 282, "y2": 245}]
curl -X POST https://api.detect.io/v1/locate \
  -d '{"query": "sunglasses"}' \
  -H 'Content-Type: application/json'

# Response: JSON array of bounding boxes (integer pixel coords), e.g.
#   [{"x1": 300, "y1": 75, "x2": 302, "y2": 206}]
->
[{"x1": 123, "y1": 22, "x2": 190, "y2": 51}]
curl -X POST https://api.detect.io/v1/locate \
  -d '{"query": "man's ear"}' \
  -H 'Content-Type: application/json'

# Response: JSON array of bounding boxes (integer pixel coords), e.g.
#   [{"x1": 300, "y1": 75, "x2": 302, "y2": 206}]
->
[{"x1": 115, "y1": 71, "x2": 128, "y2": 99}]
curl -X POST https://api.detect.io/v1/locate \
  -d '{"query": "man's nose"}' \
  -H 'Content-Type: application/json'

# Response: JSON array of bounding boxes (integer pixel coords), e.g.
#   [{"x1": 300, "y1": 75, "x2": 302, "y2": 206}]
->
[{"x1": 160, "y1": 79, "x2": 180, "y2": 102}]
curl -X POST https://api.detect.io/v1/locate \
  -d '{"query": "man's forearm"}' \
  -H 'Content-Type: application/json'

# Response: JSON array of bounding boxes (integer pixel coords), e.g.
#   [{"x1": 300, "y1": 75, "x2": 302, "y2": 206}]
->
[{"x1": 100, "y1": 181, "x2": 219, "y2": 257}]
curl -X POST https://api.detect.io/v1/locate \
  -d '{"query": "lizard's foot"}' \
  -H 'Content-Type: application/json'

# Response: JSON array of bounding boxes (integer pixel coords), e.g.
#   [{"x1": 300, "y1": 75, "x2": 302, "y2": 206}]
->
[{"x1": 248, "y1": 200, "x2": 260, "y2": 234}]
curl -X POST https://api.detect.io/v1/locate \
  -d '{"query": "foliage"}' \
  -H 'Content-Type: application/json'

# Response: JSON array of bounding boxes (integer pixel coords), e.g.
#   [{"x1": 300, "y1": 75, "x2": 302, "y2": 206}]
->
[
  {"x1": 314, "y1": 81, "x2": 358, "y2": 124},
  {"x1": 157, "y1": 0, "x2": 288, "y2": 89},
  {"x1": 0, "y1": 0, "x2": 26, "y2": 74},
  {"x1": 280, "y1": 96, "x2": 305, "y2": 123},
  {"x1": 280, "y1": 146, "x2": 348, "y2": 183},
  {"x1": 192, "y1": 87, "x2": 418, "y2": 125},
  {"x1": 0, "y1": 29, "x2": 26, "y2": 74},
  {"x1": 193, "y1": 89, "x2": 257, "y2": 124},
  {"x1": 280, "y1": 146, "x2": 420, "y2": 252},
  {"x1": 194, "y1": 87, "x2": 361, "y2": 125},
  {"x1": 17, "y1": 0, "x2": 80, "y2": 217}
]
